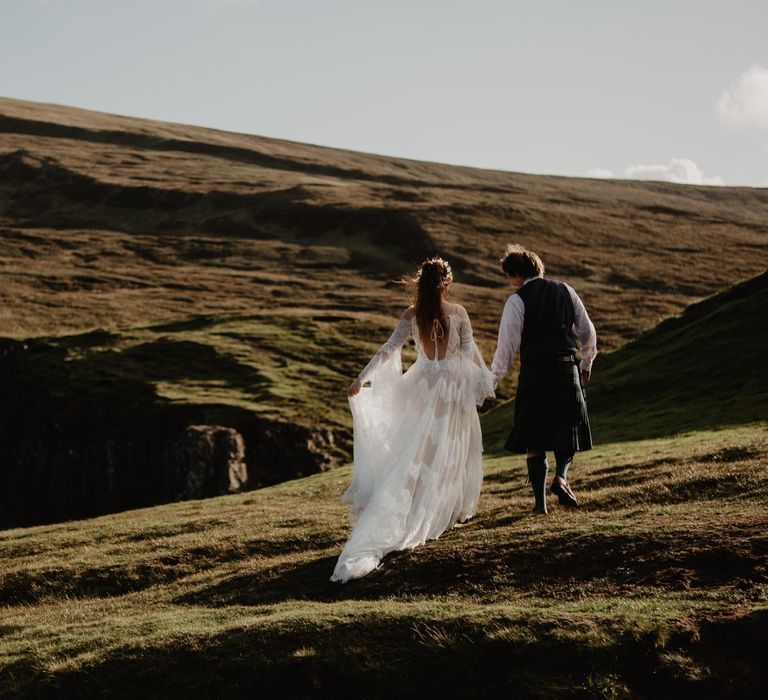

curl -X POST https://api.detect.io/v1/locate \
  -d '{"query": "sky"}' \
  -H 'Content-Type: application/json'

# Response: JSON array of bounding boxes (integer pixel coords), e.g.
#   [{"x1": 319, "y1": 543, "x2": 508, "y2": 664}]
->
[{"x1": 1, "y1": 0, "x2": 767, "y2": 187}]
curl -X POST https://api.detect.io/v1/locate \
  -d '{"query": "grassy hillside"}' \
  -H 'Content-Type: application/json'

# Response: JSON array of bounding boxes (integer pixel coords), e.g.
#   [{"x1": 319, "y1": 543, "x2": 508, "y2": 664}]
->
[
  {"x1": 482, "y1": 271, "x2": 768, "y2": 452},
  {"x1": 1, "y1": 95, "x2": 766, "y2": 525},
  {"x1": 2, "y1": 96, "x2": 767, "y2": 362},
  {"x1": 1, "y1": 424, "x2": 766, "y2": 698}
]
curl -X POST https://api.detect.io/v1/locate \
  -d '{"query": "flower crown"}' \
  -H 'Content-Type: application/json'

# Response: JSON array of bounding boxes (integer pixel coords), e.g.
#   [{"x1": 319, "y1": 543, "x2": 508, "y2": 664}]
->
[{"x1": 417, "y1": 257, "x2": 453, "y2": 287}]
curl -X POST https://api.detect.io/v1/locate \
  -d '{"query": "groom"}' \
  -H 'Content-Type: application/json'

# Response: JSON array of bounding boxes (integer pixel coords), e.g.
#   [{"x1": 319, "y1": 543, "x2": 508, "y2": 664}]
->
[{"x1": 491, "y1": 244, "x2": 597, "y2": 514}]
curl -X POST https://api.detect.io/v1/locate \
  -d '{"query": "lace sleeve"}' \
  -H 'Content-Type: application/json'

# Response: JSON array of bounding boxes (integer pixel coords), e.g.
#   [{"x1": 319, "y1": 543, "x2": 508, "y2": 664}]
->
[
  {"x1": 458, "y1": 307, "x2": 483, "y2": 367},
  {"x1": 458, "y1": 306, "x2": 495, "y2": 403},
  {"x1": 357, "y1": 312, "x2": 412, "y2": 384}
]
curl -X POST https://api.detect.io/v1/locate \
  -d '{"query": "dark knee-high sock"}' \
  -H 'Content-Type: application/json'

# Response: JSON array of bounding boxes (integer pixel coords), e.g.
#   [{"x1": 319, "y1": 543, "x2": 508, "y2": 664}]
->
[
  {"x1": 527, "y1": 456, "x2": 549, "y2": 510},
  {"x1": 554, "y1": 451, "x2": 574, "y2": 481}
]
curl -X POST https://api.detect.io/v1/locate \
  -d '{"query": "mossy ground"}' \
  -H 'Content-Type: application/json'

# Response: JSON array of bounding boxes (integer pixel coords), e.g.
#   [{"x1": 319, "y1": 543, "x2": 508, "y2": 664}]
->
[{"x1": 1, "y1": 424, "x2": 766, "y2": 698}]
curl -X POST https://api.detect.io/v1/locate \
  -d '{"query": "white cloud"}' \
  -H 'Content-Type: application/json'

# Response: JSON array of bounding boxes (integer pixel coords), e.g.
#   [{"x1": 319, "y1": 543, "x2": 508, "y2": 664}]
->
[
  {"x1": 623, "y1": 158, "x2": 724, "y2": 186},
  {"x1": 716, "y1": 64, "x2": 768, "y2": 130},
  {"x1": 586, "y1": 168, "x2": 614, "y2": 179}
]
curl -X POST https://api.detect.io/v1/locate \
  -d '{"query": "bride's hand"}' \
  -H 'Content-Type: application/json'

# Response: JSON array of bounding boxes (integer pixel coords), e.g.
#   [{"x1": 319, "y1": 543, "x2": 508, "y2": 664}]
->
[{"x1": 347, "y1": 379, "x2": 363, "y2": 397}]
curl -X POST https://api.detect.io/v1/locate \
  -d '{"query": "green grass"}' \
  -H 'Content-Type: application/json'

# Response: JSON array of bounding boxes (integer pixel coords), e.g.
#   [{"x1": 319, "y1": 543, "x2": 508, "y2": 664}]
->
[
  {"x1": 482, "y1": 271, "x2": 768, "y2": 452},
  {"x1": 55, "y1": 308, "x2": 414, "y2": 432},
  {"x1": 1, "y1": 424, "x2": 766, "y2": 698},
  {"x1": 0, "y1": 308, "x2": 394, "y2": 452},
  {"x1": 43, "y1": 310, "x2": 387, "y2": 432}
]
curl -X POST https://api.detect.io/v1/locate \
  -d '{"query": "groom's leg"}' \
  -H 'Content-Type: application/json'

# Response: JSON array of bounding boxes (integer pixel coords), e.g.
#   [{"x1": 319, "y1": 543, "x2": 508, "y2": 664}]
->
[
  {"x1": 526, "y1": 450, "x2": 548, "y2": 513},
  {"x1": 554, "y1": 450, "x2": 574, "y2": 481},
  {"x1": 552, "y1": 450, "x2": 578, "y2": 507}
]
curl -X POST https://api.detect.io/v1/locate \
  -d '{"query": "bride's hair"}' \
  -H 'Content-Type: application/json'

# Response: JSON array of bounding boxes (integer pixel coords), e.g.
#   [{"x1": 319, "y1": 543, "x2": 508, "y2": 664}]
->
[{"x1": 408, "y1": 257, "x2": 453, "y2": 346}]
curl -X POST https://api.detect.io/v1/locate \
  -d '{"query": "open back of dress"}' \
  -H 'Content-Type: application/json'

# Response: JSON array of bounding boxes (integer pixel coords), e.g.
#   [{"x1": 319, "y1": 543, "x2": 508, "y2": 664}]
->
[{"x1": 418, "y1": 316, "x2": 454, "y2": 361}]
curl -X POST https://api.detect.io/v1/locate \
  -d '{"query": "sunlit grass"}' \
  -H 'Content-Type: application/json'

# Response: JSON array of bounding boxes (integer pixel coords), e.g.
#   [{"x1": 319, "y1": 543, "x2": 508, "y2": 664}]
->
[{"x1": 1, "y1": 424, "x2": 766, "y2": 697}]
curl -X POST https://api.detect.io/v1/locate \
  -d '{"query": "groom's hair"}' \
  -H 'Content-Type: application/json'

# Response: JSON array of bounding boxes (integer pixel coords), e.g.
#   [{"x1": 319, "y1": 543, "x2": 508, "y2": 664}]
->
[{"x1": 500, "y1": 244, "x2": 545, "y2": 278}]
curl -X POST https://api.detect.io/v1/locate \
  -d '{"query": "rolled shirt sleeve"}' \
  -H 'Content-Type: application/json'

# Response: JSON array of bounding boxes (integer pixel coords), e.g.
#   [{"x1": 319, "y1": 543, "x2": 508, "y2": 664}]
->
[
  {"x1": 565, "y1": 283, "x2": 598, "y2": 371},
  {"x1": 490, "y1": 295, "x2": 525, "y2": 387}
]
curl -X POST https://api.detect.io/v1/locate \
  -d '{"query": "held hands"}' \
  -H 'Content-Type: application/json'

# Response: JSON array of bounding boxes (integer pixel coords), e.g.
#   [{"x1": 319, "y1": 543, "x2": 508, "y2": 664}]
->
[{"x1": 347, "y1": 379, "x2": 363, "y2": 397}]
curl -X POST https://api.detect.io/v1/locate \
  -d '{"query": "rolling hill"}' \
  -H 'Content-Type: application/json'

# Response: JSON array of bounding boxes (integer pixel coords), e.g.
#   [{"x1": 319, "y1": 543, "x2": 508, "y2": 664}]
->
[
  {"x1": 1, "y1": 95, "x2": 766, "y2": 528},
  {"x1": 1, "y1": 96, "x2": 766, "y2": 350}
]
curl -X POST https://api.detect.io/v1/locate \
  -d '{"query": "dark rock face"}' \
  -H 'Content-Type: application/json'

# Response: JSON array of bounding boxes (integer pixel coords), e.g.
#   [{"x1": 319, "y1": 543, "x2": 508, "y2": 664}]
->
[
  {"x1": 0, "y1": 338, "x2": 336, "y2": 529},
  {"x1": 246, "y1": 422, "x2": 335, "y2": 487},
  {"x1": 163, "y1": 426, "x2": 248, "y2": 501}
]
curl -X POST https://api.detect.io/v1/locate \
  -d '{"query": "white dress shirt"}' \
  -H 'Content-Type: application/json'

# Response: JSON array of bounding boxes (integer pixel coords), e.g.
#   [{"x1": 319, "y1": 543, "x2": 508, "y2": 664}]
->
[{"x1": 490, "y1": 276, "x2": 598, "y2": 387}]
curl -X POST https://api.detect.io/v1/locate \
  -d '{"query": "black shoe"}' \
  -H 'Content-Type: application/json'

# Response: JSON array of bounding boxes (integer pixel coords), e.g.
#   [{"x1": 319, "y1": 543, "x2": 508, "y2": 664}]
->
[{"x1": 551, "y1": 477, "x2": 578, "y2": 507}]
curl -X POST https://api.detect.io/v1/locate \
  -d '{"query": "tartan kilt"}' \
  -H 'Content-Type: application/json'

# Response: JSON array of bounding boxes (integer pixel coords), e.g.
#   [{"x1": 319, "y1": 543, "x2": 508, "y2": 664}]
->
[{"x1": 504, "y1": 357, "x2": 593, "y2": 453}]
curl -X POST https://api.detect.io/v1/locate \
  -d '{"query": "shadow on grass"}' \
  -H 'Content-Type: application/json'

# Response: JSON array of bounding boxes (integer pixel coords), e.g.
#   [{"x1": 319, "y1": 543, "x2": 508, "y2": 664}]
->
[
  {"x1": 118, "y1": 338, "x2": 268, "y2": 391},
  {"x1": 582, "y1": 471, "x2": 768, "y2": 511},
  {"x1": 4, "y1": 608, "x2": 767, "y2": 699},
  {"x1": 175, "y1": 519, "x2": 768, "y2": 608},
  {"x1": 149, "y1": 315, "x2": 228, "y2": 333},
  {"x1": 0, "y1": 534, "x2": 343, "y2": 605}
]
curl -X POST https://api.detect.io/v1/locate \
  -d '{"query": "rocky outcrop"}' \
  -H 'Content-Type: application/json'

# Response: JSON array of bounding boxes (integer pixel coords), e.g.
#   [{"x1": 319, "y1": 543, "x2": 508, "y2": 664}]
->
[
  {"x1": 163, "y1": 426, "x2": 248, "y2": 501},
  {"x1": 246, "y1": 422, "x2": 335, "y2": 487},
  {"x1": 0, "y1": 338, "x2": 339, "y2": 529}
]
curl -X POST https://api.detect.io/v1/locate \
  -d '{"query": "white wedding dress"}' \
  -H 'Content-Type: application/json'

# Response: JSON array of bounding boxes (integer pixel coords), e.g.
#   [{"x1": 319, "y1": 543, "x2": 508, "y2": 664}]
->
[{"x1": 331, "y1": 304, "x2": 494, "y2": 583}]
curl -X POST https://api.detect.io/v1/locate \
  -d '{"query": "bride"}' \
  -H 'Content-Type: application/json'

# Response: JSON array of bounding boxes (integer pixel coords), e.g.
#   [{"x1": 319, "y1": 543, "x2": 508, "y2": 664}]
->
[{"x1": 331, "y1": 257, "x2": 494, "y2": 583}]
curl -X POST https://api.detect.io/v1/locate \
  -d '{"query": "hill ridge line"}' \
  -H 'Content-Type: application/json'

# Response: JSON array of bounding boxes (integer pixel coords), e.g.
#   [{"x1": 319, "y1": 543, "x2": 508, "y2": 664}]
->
[{"x1": 0, "y1": 112, "x2": 523, "y2": 194}]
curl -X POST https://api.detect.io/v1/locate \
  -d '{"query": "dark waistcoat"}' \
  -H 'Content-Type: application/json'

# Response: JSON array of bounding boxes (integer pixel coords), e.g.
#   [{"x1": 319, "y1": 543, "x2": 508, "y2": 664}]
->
[{"x1": 516, "y1": 277, "x2": 577, "y2": 361}]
